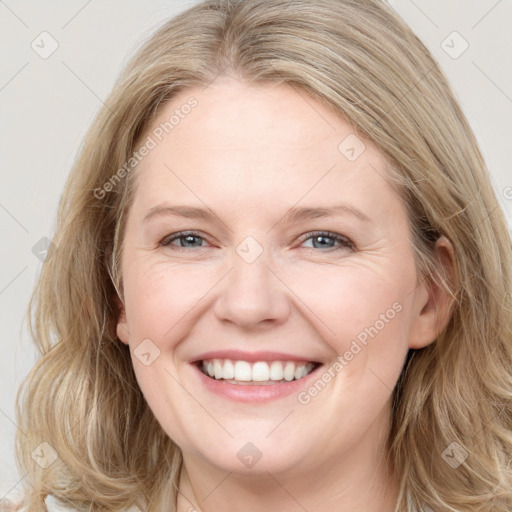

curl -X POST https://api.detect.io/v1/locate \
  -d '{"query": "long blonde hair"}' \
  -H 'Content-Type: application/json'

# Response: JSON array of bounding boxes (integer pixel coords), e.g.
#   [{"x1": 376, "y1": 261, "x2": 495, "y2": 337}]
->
[{"x1": 14, "y1": 0, "x2": 512, "y2": 510}]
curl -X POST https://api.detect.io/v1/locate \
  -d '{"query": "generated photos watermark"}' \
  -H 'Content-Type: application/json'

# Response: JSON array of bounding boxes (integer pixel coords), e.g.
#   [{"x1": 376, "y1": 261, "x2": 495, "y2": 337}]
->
[
  {"x1": 297, "y1": 301, "x2": 403, "y2": 404},
  {"x1": 93, "y1": 96, "x2": 198, "y2": 200}
]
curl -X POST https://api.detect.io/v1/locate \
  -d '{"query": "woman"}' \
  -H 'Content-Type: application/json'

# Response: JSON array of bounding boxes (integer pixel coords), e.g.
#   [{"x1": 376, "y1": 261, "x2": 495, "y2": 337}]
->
[{"x1": 12, "y1": 0, "x2": 512, "y2": 510}]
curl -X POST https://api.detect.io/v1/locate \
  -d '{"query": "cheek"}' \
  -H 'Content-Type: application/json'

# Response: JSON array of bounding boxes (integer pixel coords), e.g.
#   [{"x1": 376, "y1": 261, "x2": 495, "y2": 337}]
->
[
  {"x1": 121, "y1": 261, "x2": 206, "y2": 432},
  {"x1": 289, "y1": 262, "x2": 413, "y2": 383},
  {"x1": 123, "y1": 260, "x2": 216, "y2": 339},
  {"x1": 294, "y1": 262, "x2": 410, "y2": 334}
]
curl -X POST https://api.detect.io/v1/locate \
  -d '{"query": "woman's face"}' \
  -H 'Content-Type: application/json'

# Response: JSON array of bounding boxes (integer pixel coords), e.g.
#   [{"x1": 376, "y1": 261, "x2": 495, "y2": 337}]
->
[{"x1": 116, "y1": 78, "x2": 436, "y2": 477}]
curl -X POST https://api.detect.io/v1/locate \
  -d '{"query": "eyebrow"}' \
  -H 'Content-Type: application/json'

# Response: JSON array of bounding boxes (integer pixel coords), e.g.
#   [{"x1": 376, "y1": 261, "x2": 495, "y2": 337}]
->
[{"x1": 142, "y1": 203, "x2": 371, "y2": 224}]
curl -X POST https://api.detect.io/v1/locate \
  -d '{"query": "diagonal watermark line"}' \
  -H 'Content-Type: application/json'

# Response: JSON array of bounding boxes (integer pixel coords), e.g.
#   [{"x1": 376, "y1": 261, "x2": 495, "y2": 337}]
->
[
  {"x1": 466, "y1": 336, "x2": 504, "y2": 445},
  {"x1": 471, "y1": 397, "x2": 508, "y2": 446},
  {"x1": 163, "y1": 367, "x2": 234, "y2": 438},
  {"x1": 61, "y1": 61, "x2": 112, "y2": 111},
  {"x1": 62, "y1": 298, "x2": 142, "y2": 438},
  {"x1": 405, "y1": 0, "x2": 439, "y2": 29},
  {"x1": 368, "y1": 367, "x2": 393, "y2": 392},
  {"x1": 366, "y1": 162, "x2": 396, "y2": 189},
  {"x1": 470, "y1": 202, "x2": 502, "y2": 245},
  {"x1": 163, "y1": 267, "x2": 234, "y2": 337},
  {"x1": 377, "y1": 62, "x2": 439, "y2": 125},
  {"x1": 63, "y1": 367, "x2": 142, "y2": 439},
  {"x1": 0, "y1": 472, "x2": 28, "y2": 504},
  {"x1": 61, "y1": 0, "x2": 93, "y2": 29},
  {"x1": 265, "y1": 409, "x2": 295, "y2": 438},
  {"x1": 0, "y1": 266, "x2": 28, "y2": 296},
  {"x1": 266, "y1": 164, "x2": 337, "y2": 234},
  {"x1": 471, "y1": 0, "x2": 502, "y2": 30},
  {"x1": 333, "y1": 285, "x2": 420, "y2": 396},
  {"x1": 471, "y1": 61, "x2": 512, "y2": 105},
  {"x1": 291, "y1": 85, "x2": 336, "y2": 131},
  {"x1": 439, "y1": 339, "x2": 507, "y2": 463},
  {"x1": 198, "y1": 471, "x2": 232, "y2": 503},
  {"x1": 0, "y1": 407, "x2": 27, "y2": 438},
  {"x1": 0, "y1": 62, "x2": 29, "y2": 92},
  {"x1": 58, "y1": 64, "x2": 137, "y2": 159},
  {"x1": 164, "y1": 163, "x2": 233, "y2": 233},
  {"x1": 0, "y1": 203, "x2": 29, "y2": 233},
  {"x1": 265, "y1": 471, "x2": 310, "y2": 511},
  {"x1": 175, "y1": 471, "x2": 233, "y2": 511},
  {"x1": 202, "y1": 62, "x2": 232, "y2": 92},
  {"x1": 0, "y1": 1, "x2": 29, "y2": 28},
  {"x1": 175, "y1": 489, "x2": 198, "y2": 512},
  {"x1": 265, "y1": 266, "x2": 336, "y2": 335}
]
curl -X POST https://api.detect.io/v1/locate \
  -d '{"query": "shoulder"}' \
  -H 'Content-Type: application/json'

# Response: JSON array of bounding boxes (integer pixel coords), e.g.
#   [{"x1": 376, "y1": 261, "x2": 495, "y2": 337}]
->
[
  {"x1": 44, "y1": 495, "x2": 79, "y2": 511},
  {"x1": 12, "y1": 494, "x2": 142, "y2": 511},
  {"x1": 10, "y1": 494, "x2": 77, "y2": 512}
]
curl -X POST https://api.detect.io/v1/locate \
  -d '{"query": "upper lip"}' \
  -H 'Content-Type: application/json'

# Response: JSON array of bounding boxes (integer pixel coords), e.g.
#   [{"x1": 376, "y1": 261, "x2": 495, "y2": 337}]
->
[{"x1": 190, "y1": 350, "x2": 323, "y2": 364}]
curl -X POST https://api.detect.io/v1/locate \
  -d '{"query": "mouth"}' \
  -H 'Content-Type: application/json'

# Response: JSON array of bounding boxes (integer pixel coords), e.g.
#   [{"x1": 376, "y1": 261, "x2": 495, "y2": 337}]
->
[{"x1": 195, "y1": 358, "x2": 322, "y2": 386}]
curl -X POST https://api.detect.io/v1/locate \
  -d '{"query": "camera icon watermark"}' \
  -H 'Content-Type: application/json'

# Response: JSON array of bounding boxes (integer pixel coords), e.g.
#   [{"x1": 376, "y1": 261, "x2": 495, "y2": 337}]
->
[
  {"x1": 235, "y1": 236, "x2": 264, "y2": 264},
  {"x1": 31, "y1": 441, "x2": 58, "y2": 468},
  {"x1": 441, "y1": 31, "x2": 469, "y2": 59},
  {"x1": 237, "y1": 442, "x2": 262, "y2": 468},
  {"x1": 338, "y1": 134, "x2": 366, "y2": 162},
  {"x1": 134, "y1": 338, "x2": 161, "y2": 366},
  {"x1": 441, "y1": 441, "x2": 468, "y2": 469},
  {"x1": 32, "y1": 237, "x2": 56, "y2": 263},
  {"x1": 31, "y1": 31, "x2": 59, "y2": 59}
]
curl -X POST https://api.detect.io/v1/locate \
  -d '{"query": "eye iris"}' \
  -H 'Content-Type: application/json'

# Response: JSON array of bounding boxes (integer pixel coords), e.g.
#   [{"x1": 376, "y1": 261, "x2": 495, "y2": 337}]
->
[
  {"x1": 181, "y1": 235, "x2": 202, "y2": 247},
  {"x1": 165, "y1": 232, "x2": 348, "y2": 250},
  {"x1": 312, "y1": 235, "x2": 335, "y2": 249}
]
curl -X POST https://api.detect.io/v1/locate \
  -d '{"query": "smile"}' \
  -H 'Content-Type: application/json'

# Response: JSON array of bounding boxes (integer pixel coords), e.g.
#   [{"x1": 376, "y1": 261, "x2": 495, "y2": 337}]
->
[{"x1": 199, "y1": 359, "x2": 319, "y2": 384}]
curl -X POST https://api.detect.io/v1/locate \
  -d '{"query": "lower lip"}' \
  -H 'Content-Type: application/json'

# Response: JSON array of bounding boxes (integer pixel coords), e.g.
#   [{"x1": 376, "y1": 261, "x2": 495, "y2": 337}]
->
[{"x1": 191, "y1": 363, "x2": 323, "y2": 403}]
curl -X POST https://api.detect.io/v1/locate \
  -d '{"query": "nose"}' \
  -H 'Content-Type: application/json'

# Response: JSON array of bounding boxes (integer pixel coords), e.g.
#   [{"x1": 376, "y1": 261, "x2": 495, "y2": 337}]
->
[{"x1": 213, "y1": 244, "x2": 291, "y2": 330}]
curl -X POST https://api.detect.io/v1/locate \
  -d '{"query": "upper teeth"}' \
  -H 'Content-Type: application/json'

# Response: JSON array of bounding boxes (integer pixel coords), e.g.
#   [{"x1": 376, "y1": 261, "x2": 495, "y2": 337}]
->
[{"x1": 201, "y1": 359, "x2": 316, "y2": 382}]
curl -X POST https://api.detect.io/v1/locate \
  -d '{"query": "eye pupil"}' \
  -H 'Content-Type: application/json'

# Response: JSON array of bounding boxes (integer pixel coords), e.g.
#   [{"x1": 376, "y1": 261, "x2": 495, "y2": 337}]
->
[
  {"x1": 163, "y1": 231, "x2": 352, "y2": 252},
  {"x1": 164, "y1": 234, "x2": 204, "y2": 248},
  {"x1": 182, "y1": 235, "x2": 201, "y2": 247},
  {"x1": 313, "y1": 235, "x2": 334, "y2": 248}
]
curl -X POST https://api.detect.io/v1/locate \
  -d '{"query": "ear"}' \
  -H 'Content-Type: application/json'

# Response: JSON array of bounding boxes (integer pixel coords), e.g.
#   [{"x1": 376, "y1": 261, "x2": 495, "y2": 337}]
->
[
  {"x1": 408, "y1": 235, "x2": 457, "y2": 349},
  {"x1": 116, "y1": 296, "x2": 130, "y2": 346}
]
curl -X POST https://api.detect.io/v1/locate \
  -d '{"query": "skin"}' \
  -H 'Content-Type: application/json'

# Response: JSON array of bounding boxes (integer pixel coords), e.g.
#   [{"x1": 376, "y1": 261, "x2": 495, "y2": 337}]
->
[{"x1": 116, "y1": 77, "x2": 455, "y2": 512}]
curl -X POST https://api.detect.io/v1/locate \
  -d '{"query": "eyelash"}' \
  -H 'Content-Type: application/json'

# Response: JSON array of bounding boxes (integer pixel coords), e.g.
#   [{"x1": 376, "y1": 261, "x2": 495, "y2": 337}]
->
[{"x1": 159, "y1": 230, "x2": 355, "y2": 252}]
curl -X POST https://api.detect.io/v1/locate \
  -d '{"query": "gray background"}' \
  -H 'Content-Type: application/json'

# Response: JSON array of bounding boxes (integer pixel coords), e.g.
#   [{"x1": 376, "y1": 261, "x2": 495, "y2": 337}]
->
[{"x1": 1, "y1": 0, "x2": 511, "y2": 502}]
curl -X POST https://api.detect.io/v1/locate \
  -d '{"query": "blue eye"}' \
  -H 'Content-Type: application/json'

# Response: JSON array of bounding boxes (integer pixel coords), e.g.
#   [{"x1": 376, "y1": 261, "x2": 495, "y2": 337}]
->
[
  {"x1": 160, "y1": 231, "x2": 208, "y2": 248},
  {"x1": 159, "y1": 230, "x2": 354, "y2": 251},
  {"x1": 300, "y1": 231, "x2": 354, "y2": 251}
]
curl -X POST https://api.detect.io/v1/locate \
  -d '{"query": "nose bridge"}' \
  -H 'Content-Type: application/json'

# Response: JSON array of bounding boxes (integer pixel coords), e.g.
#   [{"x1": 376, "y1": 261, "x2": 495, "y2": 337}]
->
[{"x1": 213, "y1": 235, "x2": 290, "y2": 328}]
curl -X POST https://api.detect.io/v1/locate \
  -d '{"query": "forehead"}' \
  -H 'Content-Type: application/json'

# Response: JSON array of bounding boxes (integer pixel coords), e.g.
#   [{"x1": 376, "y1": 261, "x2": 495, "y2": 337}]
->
[
  {"x1": 129, "y1": 79, "x2": 402, "y2": 221},
  {"x1": 144, "y1": 79, "x2": 367, "y2": 152}
]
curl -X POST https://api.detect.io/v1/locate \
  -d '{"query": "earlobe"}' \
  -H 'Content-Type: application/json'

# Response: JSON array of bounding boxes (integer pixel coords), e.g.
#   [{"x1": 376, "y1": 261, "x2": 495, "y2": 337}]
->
[{"x1": 408, "y1": 236, "x2": 458, "y2": 349}]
